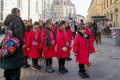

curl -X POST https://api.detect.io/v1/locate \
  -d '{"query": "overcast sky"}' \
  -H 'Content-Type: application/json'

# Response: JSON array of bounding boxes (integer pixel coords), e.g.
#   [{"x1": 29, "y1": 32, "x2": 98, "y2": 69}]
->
[{"x1": 71, "y1": 0, "x2": 91, "y2": 17}]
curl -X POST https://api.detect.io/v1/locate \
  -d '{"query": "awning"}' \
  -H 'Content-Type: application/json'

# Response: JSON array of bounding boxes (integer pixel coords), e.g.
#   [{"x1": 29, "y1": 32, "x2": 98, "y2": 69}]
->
[{"x1": 91, "y1": 16, "x2": 106, "y2": 20}]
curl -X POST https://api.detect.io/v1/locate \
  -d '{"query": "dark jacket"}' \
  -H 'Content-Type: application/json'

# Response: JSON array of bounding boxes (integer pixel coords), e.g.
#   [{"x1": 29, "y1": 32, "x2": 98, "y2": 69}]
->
[
  {"x1": 92, "y1": 24, "x2": 98, "y2": 36},
  {"x1": 0, "y1": 14, "x2": 25, "y2": 69}
]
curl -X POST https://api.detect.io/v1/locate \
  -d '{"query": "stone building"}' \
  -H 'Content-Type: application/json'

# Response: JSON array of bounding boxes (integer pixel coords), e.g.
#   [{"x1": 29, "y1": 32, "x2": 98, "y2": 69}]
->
[
  {"x1": 51, "y1": 0, "x2": 76, "y2": 22},
  {"x1": 88, "y1": 0, "x2": 120, "y2": 27}
]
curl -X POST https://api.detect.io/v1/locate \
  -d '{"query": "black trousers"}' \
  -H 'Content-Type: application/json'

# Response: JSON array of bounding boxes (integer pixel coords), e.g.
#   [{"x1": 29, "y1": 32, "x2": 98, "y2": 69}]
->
[
  {"x1": 4, "y1": 68, "x2": 21, "y2": 80},
  {"x1": 79, "y1": 64, "x2": 86, "y2": 73},
  {"x1": 46, "y1": 58, "x2": 52, "y2": 66},
  {"x1": 58, "y1": 58, "x2": 66, "y2": 68},
  {"x1": 24, "y1": 56, "x2": 28, "y2": 65},
  {"x1": 32, "y1": 59, "x2": 38, "y2": 66}
]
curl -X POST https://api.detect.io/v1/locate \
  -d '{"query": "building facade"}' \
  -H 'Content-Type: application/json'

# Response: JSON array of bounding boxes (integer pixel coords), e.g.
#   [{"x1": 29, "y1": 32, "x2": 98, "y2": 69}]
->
[
  {"x1": 0, "y1": 0, "x2": 43, "y2": 23},
  {"x1": 51, "y1": 0, "x2": 76, "y2": 22},
  {"x1": 0, "y1": 0, "x2": 4, "y2": 23},
  {"x1": 87, "y1": 0, "x2": 103, "y2": 17},
  {"x1": 42, "y1": 0, "x2": 52, "y2": 22},
  {"x1": 76, "y1": 14, "x2": 85, "y2": 23},
  {"x1": 101, "y1": 0, "x2": 120, "y2": 27},
  {"x1": 88, "y1": 0, "x2": 120, "y2": 27}
]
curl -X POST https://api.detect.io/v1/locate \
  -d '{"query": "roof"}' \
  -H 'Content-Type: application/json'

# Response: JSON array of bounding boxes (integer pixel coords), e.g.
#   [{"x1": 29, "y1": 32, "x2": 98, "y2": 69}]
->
[
  {"x1": 91, "y1": 16, "x2": 106, "y2": 20},
  {"x1": 64, "y1": 0, "x2": 75, "y2": 7},
  {"x1": 76, "y1": 14, "x2": 85, "y2": 18}
]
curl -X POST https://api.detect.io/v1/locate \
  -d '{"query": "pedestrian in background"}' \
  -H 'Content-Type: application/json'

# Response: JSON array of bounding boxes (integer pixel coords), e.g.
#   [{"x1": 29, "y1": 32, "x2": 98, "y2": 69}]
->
[
  {"x1": 0, "y1": 8, "x2": 25, "y2": 80},
  {"x1": 26, "y1": 22, "x2": 42, "y2": 70},
  {"x1": 92, "y1": 21, "x2": 98, "y2": 44},
  {"x1": 41, "y1": 20, "x2": 56, "y2": 73},
  {"x1": 85, "y1": 22, "x2": 95, "y2": 53},
  {"x1": 73, "y1": 26, "x2": 90, "y2": 78},
  {"x1": 39, "y1": 20, "x2": 44, "y2": 59},
  {"x1": 0, "y1": 26, "x2": 3, "y2": 35},
  {"x1": 56, "y1": 21, "x2": 70, "y2": 74},
  {"x1": 96, "y1": 21, "x2": 102, "y2": 44},
  {"x1": 69, "y1": 18, "x2": 77, "y2": 38},
  {"x1": 65, "y1": 21, "x2": 73, "y2": 61}
]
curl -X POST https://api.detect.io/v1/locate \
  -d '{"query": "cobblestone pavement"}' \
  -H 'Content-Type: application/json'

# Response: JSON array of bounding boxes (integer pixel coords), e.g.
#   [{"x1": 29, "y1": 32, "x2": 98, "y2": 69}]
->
[{"x1": 0, "y1": 36, "x2": 120, "y2": 80}]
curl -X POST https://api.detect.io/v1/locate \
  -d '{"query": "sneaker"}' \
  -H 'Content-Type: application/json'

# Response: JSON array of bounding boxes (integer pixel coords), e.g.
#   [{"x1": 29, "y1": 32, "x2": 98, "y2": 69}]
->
[
  {"x1": 83, "y1": 72, "x2": 90, "y2": 78},
  {"x1": 32, "y1": 65, "x2": 41, "y2": 70},
  {"x1": 37, "y1": 65, "x2": 42, "y2": 69},
  {"x1": 32, "y1": 66, "x2": 38, "y2": 70}
]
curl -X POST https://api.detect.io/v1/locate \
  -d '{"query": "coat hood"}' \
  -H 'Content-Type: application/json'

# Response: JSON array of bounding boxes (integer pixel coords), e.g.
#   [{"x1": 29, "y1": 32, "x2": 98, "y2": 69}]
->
[{"x1": 4, "y1": 14, "x2": 19, "y2": 26}]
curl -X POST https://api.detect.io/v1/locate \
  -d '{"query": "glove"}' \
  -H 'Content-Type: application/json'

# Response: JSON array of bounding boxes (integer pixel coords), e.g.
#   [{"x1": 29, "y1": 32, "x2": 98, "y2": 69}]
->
[{"x1": 62, "y1": 47, "x2": 67, "y2": 52}]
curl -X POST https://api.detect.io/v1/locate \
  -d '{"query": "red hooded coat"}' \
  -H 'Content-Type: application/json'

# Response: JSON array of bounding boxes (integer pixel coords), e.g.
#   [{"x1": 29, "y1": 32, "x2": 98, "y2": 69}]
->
[
  {"x1": 41, "y1": 29, "x2": 56, "y2": 58},
  {"x1": 85, "y1": 28, "x2": 95, "y2": 53},
  {"x1": 26, "y1": 30, "x2": 42, "y2": 59},
  {"x1": 56, "y1": 29, "x2": 71, "y2": 59},
  {"x1": 73, "y1": 34, "x2": 89, "y2": 64},
  {"x1": 24, "y1": 31, "x2": 30, "y2": 56}
]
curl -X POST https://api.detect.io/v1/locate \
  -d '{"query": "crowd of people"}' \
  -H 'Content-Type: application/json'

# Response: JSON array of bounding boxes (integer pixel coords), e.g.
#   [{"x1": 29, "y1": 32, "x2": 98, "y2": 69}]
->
[{"x1": 0, "y1": 7, "x2": 113, "y2": 80}]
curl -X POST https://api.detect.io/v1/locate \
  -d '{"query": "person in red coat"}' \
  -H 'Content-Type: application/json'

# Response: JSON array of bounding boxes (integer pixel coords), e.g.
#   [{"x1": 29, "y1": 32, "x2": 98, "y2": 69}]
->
[
  {"x1": 56, "y1": 21, "x2": 71, "y2": 74},
  {"x1": 65, "y1": 21, "x2": 73, "y2": 61},
  {"x1": 39, "y1": 20, "x2": 44, "y2": 58},
  {"x1": 85, "y1": 23, "x2": 95, "y2": 53},
  {"x1": 73, "y1": 26, "x2": 90, "y2": 78},
  {"x1": 26, "y1": 22, "x2": 42, "y2": 70},
  {"x1": 23, "y1": 20, "x2": 31, "y2": 68},
  {"x1": 41, "y1": 20, "x2": 56, "y2": 73}
]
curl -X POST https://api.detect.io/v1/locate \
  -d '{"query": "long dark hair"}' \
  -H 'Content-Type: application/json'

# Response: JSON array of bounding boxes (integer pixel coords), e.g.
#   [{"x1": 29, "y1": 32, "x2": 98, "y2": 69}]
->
[{"x1": 59, "y1": 21, "x2": 66, "y2": 27}]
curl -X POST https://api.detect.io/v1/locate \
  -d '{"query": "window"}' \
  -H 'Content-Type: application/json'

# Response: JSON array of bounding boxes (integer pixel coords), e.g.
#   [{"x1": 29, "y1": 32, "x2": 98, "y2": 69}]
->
[
  {"x1": 110, "y1": 0, "x2": 112, "y2": 5},
  {"x1": 36, "y1": 1, "x2": 38, "y2": 12},
  {"x1": 0, "y1": 0, "x2": 4, "y2": 21},
  {"x1": 107, "y1": 0, "x2": 108, "y2": 7}
]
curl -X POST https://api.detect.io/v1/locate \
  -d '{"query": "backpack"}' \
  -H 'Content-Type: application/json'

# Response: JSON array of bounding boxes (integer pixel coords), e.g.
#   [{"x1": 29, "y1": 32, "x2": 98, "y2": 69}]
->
[{"x1": 0, "y1": 22, "x2": 20, "y2": 59}]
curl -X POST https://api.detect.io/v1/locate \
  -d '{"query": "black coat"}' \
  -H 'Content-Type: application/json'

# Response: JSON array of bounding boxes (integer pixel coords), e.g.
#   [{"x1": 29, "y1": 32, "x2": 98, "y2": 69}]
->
[
  {"x1": 92, "y1": 25, "x2": 98, "y2": 36},
  {"x1": 0, "y1": 14, "x2": 25, "y2": 69}
]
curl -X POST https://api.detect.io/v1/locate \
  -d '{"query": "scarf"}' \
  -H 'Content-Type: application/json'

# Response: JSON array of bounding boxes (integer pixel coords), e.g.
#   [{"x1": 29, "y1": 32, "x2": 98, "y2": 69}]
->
[
  {"x1": 45, "y1": 27, "x2": 56, "y2": 48},
  {"x1": 78, "y1": 31, "x2": 90, "y2": 42}
]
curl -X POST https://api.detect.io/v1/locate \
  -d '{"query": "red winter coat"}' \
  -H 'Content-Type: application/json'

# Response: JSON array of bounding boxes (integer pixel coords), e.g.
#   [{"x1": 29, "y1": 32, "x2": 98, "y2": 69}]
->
[
  {"x1": 85, "y1": 28, "x2": 95, "y2": 53},
  {"x1": 24, "y1": 31, "x2": 30, "y2": 57},
  {"x1": 67, "y1": 29, "x2": 73, "y2": 43},
  {"x1": 56, "y1": 29, "x2": 71, "y2": 59},
  {"x1": 41, "y1": 29, "x2": 56, "y2": 59},
  {"x1": 66, "y1": 29, "x2": 73, "y2": 50},
  {"x1": 73, "y1": 34, "x2": 89, "y2": 64},
  {"x1": 26, "y1": 30, "x2": 42, "y2": 59}
]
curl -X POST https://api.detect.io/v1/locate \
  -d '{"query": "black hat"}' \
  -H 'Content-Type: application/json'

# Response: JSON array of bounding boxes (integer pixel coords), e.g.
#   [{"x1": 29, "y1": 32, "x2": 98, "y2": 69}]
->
[{"x1": 78, "y1": 26, "x2": 85, "y2": 30}]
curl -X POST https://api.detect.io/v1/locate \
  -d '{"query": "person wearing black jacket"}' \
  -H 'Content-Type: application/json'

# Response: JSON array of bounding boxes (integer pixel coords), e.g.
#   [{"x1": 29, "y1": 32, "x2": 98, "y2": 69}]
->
[{"x1": 0, "y1": 8, "x2": 25, "y2": 80}]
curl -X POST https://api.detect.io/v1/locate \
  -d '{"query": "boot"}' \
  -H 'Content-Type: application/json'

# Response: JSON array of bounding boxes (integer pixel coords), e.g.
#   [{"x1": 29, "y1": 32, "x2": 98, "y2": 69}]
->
[
  {"x1": 83, "y1": 72, "x2": 90, "y2": 78},
  {"x1": 63, "y1": 67, "x2": 68, "y2": 72},
  {"x1": 59, "y1": 67, "x2": 66, "y2": 74},
  {"x1": 49, "y1": 65, "x2": 55, "y2": 72},
  {"x1": 79, "y1": 72, "x2": 86, "y2": 79},
  {"x1": 45, "y1": 65, "x2": 54, "y2": 73}
]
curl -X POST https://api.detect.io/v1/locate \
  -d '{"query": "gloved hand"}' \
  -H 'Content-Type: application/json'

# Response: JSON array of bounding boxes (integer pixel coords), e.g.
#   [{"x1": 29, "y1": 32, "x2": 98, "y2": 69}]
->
[{"x1": 62, "y1": 47, "x2": 67, "y2": 52}]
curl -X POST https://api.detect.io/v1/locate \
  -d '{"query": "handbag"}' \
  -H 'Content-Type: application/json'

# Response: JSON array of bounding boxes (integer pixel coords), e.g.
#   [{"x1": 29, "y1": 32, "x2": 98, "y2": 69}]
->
[{"x1": 0, "y1": 22, "x2": 20, "y2": 59}]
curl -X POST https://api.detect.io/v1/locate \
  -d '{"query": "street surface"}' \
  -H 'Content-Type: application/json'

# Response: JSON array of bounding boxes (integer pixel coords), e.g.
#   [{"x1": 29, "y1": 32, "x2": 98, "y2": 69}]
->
[{"x1": 0, "y1": 36, "x2": 120, "y2": 80}]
